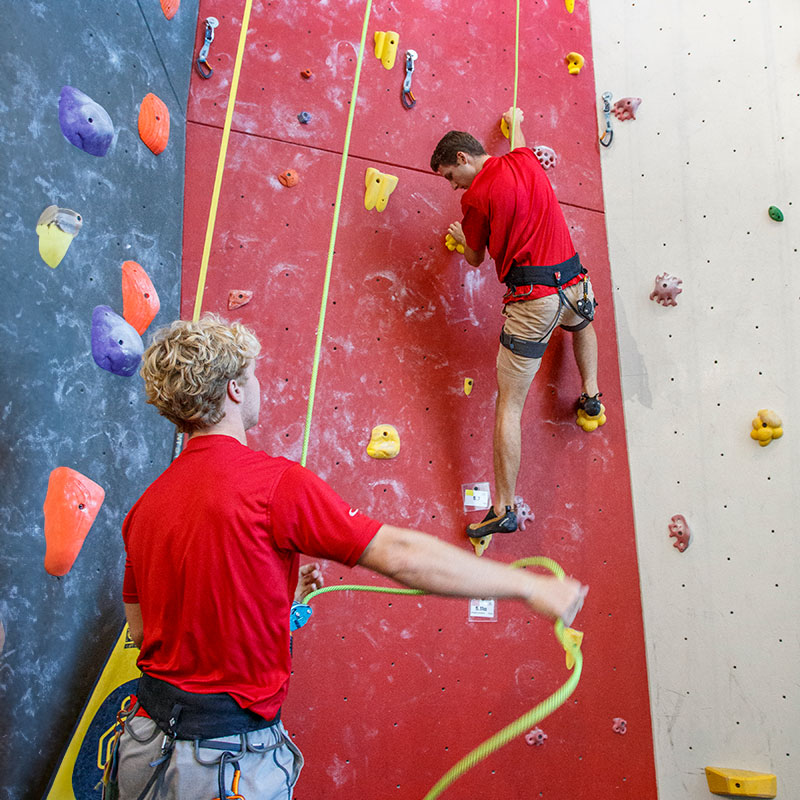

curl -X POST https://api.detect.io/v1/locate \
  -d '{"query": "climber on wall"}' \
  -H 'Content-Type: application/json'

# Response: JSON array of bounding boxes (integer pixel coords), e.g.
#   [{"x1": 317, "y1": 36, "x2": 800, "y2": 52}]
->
[
  {"x1": 114, "y1": 315, "x2": 587, "y2": 800},
  {"x1": 431, "y1": 107, "x2": 603, "y2": 540}
]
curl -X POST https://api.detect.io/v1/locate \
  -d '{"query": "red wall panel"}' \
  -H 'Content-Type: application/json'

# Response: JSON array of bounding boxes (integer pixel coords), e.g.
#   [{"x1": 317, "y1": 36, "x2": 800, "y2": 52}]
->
[{"x1": 182, "y1": 1, "x2": 657, "y2": 797}]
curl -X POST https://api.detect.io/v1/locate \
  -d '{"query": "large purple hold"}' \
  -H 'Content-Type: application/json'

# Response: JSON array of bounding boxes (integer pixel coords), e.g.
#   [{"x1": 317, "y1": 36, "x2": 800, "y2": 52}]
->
[
  {"x1": 91, "y1": 306, "x2": 143, "y2": 377},
  {"x1": 59, "y1": 86, "x2": 114, "y2": 157}
]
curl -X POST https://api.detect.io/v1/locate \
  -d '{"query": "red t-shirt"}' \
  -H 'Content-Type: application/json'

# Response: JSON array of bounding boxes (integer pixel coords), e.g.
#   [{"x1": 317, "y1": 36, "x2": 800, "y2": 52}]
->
[
  {"x1": 122, "y1": 434, "x2": 381, "y2": 720},
  {"x1": 461, "y1": 147, "x2": 578, "y2": 298}
]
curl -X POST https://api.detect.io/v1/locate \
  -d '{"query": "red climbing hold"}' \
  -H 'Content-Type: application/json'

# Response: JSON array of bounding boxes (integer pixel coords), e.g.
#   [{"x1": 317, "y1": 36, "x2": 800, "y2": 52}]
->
[
  {"x1": 649, "y1": 273, "x2": 683, "y2": 306},
  {"x1": 122, "y1": 261, "x2": 160, "y2": 335},
  {"x1": 43, "y1": 467, "x2": 105, "y2": 576}
]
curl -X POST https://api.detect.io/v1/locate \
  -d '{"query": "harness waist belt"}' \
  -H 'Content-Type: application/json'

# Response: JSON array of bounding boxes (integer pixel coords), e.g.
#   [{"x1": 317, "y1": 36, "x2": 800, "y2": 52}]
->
[
  {"x1": 136, "y1": 672, "x2": 281, "y2": 740},
  {"x1": 504, "y1": 253, "x2": 583, "y2": 288}
]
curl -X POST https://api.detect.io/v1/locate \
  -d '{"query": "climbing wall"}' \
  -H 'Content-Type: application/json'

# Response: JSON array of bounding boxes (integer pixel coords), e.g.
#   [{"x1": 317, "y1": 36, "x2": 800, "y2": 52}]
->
[
  {"x1": 591, "y1": 1, "x2": 800, "y2": 797},
  {"x1": 0, "y1": 3, "x2": 199, "y2": 798},
  {"x1": 182, "y1": 1, "x2": 656, "y2": 798}
]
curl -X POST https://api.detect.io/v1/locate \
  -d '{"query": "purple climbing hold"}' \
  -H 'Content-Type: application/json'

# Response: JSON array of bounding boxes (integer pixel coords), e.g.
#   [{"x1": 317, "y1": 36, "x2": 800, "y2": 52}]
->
[
  {"x1": 59, "y1": 86, "x2": 115, "y2": 157},
  {"x1": 91, "y1": 306, "x2": 143, "y2": 377}
]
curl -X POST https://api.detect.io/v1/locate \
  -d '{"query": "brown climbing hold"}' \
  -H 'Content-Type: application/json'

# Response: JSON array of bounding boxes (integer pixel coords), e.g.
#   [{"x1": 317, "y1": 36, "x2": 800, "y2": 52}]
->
[
  {"x1": 228, "y1": 290, "x2": 253, "y2": 310},
  {"x1": 278, "y1": 170, "x2": 299, "y2": 187},
  {"x1": 300, "y1": 69, "x2": 313, "y2": 79}
]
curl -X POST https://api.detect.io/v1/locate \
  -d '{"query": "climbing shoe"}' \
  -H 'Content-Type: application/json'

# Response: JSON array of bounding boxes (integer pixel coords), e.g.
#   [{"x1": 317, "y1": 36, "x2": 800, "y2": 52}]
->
[
  {"x1": 467, "y1": 505, "x2": 518, "y2": 537},
  {"x1": 578, "y1": 392, "x2": 603, "y2": 417}
]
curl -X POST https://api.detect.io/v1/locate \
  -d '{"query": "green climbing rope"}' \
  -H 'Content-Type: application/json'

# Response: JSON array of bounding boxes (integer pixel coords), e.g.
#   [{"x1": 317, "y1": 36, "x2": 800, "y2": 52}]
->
[
  {"x1": 300, "y1": 0, "x2": 373, "y2": 467},
  {"x1": 300, "y1": 557, "x2": 583, "y2": 799}
]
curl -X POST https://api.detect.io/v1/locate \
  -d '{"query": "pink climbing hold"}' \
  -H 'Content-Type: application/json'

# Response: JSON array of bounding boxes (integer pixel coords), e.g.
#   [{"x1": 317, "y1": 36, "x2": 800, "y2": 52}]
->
[
  {"x1": 514, "y1": 496, "x2": 534, "y2": 531},
  {"x1": 668, "y1": 514, "x2": 691, "y2": 552},
  {"x1": 612, "y1": 717, "x2": 627, "y2": 735},
  {"x1": 650, "y1": 273, "x2": 683, "y2": 306},
  {"x1": 612, "y1": 97, "x2": 642, "y2": 121},
  {"x1": 525, "y1": 727, "x2": 548, "y2": 746},
  {"x1": 228, "y1": 290, "x2": 253, "y2": 310},
  {"x1": 533, "y1": 145, "x2": 557, "y2": 170}
]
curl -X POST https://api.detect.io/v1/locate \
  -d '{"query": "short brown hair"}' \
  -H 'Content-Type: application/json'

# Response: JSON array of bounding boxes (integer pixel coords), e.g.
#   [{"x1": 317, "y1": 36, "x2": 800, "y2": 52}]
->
[
  {"x1": 140, "y1": 315, "x2": 261, "y2": 433},
  {"x1": 430, "y1": 131, "x2": 487, "y2": 172}
]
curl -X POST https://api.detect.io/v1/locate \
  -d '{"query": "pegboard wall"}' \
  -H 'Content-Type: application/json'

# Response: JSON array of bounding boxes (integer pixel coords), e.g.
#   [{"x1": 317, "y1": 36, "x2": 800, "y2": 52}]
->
[
  {"x1": 181, "y1": 1, "x2": 656, "y2": 798},
  {"x1": 0, "y1": 3, "x2": 198, "y2": 798},
  {"x1": 591, "y1": 0, "x2": 800, "y2": 797}
]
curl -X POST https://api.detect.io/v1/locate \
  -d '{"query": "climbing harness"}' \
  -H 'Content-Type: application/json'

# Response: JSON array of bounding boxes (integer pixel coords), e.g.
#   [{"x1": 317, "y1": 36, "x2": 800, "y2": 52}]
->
[
  {"x1": 599, "y1": 91, "x2": 614, "y2": 148},
  {"x1": 295, "y1": 557, "x2": 583, "y2": 799},
  {"x1": 196, "y1": 17, "x2": 219, "y2": 79},
  {"x1": 401, "y1": 49, "x2": 418, "y2": 109},
  {"x1": 498, "y1": 256, "x2": 595, "y2": 358}
]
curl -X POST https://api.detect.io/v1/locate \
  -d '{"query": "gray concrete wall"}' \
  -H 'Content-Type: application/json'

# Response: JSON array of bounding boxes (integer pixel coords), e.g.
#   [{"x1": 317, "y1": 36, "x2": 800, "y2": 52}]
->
[{"x1": 0, "y1": 3, "x2": 197, "y2": 797}]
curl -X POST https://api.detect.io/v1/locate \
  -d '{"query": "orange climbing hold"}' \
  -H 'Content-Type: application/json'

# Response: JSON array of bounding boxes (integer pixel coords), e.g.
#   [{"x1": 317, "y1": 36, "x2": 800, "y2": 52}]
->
[
  {"x1": 43, "y1": 467, "x2": 105, "y2": 576},
  {"x1": 160, "y1": 0, "x2": 179, "y2": 20},
  {"x1": 122, "y1": 261, "x2": 160, "y2": 335},
  {"x1": 138, "y1": 93, "x2": 170, "y2": 155}
]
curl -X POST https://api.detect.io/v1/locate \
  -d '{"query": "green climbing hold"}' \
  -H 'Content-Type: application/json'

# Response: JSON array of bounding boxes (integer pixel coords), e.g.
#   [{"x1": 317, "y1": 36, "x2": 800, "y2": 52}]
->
[{"x1": 768, "y1": 206, "x2": 784, "y2": 222}]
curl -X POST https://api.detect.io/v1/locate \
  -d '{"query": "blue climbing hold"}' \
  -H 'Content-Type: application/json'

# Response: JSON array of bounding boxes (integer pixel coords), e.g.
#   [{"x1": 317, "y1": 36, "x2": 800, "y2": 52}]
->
[{"x1": 297, "y1": 111, "x2": 312, "y2": 124}]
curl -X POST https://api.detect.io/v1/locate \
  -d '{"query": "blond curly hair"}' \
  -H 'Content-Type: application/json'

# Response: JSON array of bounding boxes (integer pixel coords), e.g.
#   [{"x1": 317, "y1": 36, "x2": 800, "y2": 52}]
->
[{"x1": 140, "y1": 315, "x2": 261, "y2": 433}]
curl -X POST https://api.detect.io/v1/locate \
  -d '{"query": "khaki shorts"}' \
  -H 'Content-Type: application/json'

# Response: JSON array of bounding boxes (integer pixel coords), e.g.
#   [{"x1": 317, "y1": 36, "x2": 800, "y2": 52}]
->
[{"x1": 496, "y1": 277, "x2": 596, "y2": 382}]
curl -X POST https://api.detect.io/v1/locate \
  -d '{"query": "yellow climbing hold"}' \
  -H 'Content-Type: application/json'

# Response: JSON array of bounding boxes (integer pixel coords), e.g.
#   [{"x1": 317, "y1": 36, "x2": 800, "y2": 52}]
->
[
  {"x1": 577, "y1": 404, "x2": 606, "y2": 432},
  {"x1": 464, "y1": 378, "x2": 474, "y2": 396},
  {"x1": 367, "y1": 424, "x2": 400, "y2": 459},
  {"x1": 565, "y1": 51, "x2": 585, "y2": 75},
  {"x1": 562, "y1": 627, "x2": 583, "y2": 669},
  {"x1": 705, "y1": 767, "x2": 776, "y2": 798},
  {"x1": 36, "y1": 205, "x2": 82, "y2": 268},
  {"x1": 445, "y1": 233, "x2": 464, "y2": 254},
  {"x1": 364, "y1": 167, "x2": 398, "y2": 212},
  {"x1": 469, "y1": 533, "x2": 492, "y2": 557},
  {"x1": 373, "y1": 30, "x2": 399, "y2": 70},
  {"x1": 750, "y1": 409, "x2": 782, "y2": 447},
  {"x1": 565, "y1": 0, "x2": 575, "y2": 12}
]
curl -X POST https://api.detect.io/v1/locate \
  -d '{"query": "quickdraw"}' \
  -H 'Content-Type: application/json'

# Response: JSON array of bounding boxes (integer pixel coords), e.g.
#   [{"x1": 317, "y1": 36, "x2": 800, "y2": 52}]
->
[
  {"x1": 196, "y1": 17, "x2": 219, "y2": 79},
  {"x1": 401, "y1": 49, "x2": 418, "y2": 109},
  {"x1": 600, "y1": 91, "x2": 614, "y2": 148}
]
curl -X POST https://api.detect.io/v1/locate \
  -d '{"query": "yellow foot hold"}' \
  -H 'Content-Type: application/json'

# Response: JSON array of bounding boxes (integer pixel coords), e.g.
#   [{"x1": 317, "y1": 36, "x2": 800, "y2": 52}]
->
[
  {"x1": 469, "y1": 534, "x2": 492, "y2": 557},
  {"x1": 576, "y1": 404, "x2": 606, "y2": 432},
  {"x1": 373, "y1": 30, "x2": 399, "y2": 70},
  {"x1": 565, "y1": 0, "x2": 575, "y2": 12},
  {"x1": 36, "y1": 205, "x2": 82, "y2": 268},
  {"x1": 562, "y1": 627, "x2": 584, "y2": 669},
  {"x1": 364, "y1": 167, "x2": 398, "y2": 212},
  {"x1": 705, "y1": 767, "x2": 776, "y2": 798}
]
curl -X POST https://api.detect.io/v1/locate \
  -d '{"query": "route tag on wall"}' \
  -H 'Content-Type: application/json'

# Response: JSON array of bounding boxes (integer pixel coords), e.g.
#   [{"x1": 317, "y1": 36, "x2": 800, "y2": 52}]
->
[
  {"x1": 463, "y1": 482, "x2": 490, "y2": 511},
  {"x1": 468, "y1": 597, "x2": 497, "y2": 622}
]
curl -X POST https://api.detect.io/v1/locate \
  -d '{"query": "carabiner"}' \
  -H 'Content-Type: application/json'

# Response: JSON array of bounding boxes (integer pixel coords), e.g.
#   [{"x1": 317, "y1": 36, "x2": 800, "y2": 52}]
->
[
  {"x1": 599, "y1": 91, "x2": 613, "y2": 148},
  {"x1": 196, "y1": 17, "x2": 219, "y2": 79},
  {"x1": 401, "y1": 49, "x2": 418, "y2": 109}
]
